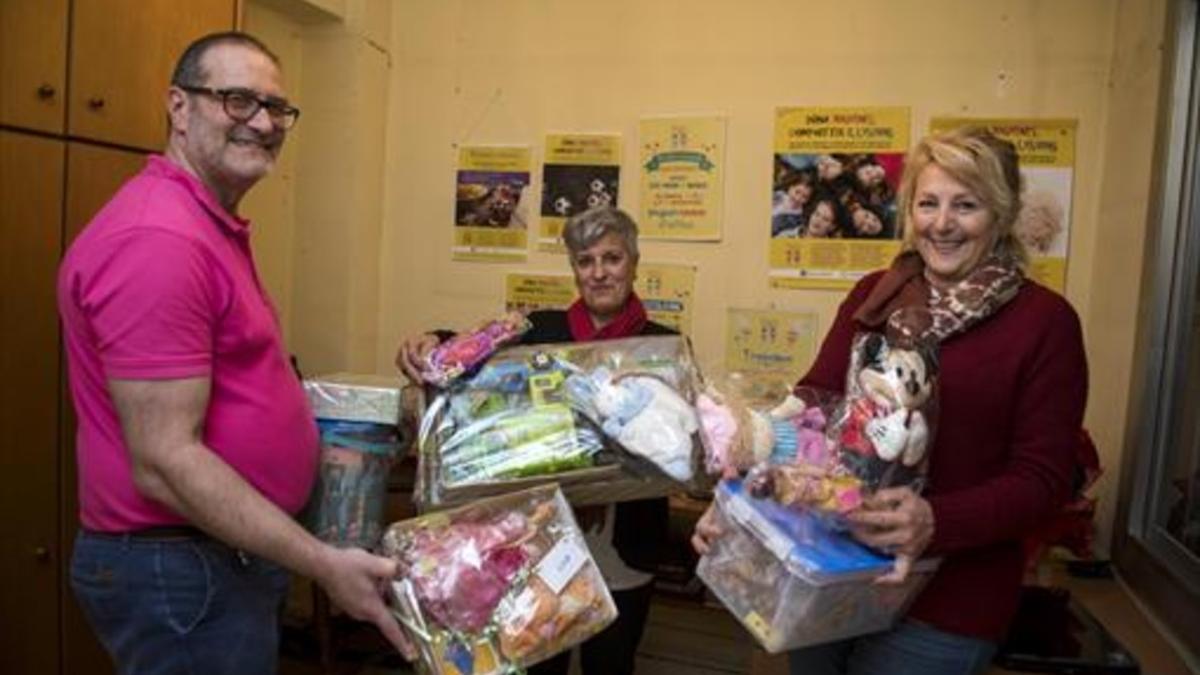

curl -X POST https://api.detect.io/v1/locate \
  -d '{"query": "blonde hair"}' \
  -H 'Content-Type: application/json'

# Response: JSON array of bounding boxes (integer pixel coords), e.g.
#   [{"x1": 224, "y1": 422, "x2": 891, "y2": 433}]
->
[{"x1": 897, "y1": 127, "x2": 1029, "y2": 267}]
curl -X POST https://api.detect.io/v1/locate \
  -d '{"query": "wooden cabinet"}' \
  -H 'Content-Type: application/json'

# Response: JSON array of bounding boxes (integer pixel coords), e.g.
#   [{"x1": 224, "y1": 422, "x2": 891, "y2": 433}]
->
[
  {"x1": 0, "y1": 0, "x2": 69, "y2": 133},
  {"x1": 0, "y1": 130, "x2": 65, "y2": 675},
  {"x1": 1, "y1": 1, "x2": 236, "y2": 669},
  {"x1": 69, "y1": 0, "x2": 239, "y2": 149},
  {"x1": 0, "y1": 129, "x2": 145, "y2": 675},
  {"x1": 2, "y1": 0, "x2": 237, "y2": 149}
]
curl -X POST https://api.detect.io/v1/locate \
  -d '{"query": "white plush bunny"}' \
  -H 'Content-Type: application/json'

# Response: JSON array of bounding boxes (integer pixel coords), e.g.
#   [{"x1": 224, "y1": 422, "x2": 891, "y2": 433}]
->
[{"x1": 590, "y1": 372, "x2": 697, "y2": 482}]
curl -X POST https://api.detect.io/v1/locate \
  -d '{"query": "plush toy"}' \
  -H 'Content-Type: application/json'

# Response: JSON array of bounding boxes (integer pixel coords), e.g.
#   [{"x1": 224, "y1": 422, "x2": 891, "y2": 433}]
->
[
  {"x1": 836, "y1": 333, "x2": 937, "y2": 490},
  {"x1": 697, "y1": 386, "x2": 838, "y2": 479},
  {"x1": 569, "y1": 368, "x2": 697, "y2": 482},
  {"x1": 697, "y1": 387, "x2": 772, "y2": 478}
]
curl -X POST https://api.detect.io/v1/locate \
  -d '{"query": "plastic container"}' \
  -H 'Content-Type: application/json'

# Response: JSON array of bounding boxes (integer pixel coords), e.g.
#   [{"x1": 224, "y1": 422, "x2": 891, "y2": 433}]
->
[
  {"x1": 697, "y1": 479, "x2": 937, "y2": 652},
  {"x1": 304, "y1": 374, "x2": 405, "y2": 548}
]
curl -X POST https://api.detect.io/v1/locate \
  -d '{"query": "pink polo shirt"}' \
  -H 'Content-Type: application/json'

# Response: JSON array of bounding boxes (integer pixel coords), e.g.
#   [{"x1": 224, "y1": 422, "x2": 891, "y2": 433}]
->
[{"x1": 58, "y1": 155, "x2": 318, "y2": 532}]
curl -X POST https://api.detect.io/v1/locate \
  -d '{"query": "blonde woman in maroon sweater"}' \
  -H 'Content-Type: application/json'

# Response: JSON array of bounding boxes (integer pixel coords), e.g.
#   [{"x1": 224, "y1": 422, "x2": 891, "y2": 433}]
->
[{"x1": 694, "y1": 127, "x2": 1087, "y2": 675}]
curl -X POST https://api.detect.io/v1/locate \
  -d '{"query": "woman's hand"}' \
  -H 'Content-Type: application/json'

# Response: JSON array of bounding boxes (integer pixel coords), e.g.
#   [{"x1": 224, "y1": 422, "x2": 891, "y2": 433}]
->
[
  {"x1": 395, "y1": 333, "x2": 440, "y2": 383},
  {"x1": 690, "y1": 503, "x2": 723, "y2": 556},
  {"x1": 845, "y1": 486, "x2": 934, "y2": 584}
]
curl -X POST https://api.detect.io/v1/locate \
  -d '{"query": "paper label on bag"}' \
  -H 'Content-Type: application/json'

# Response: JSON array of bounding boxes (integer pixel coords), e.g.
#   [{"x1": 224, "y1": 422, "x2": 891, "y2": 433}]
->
[{"x1": 535, "y1": 538, "x2": 588, "y2": 594}]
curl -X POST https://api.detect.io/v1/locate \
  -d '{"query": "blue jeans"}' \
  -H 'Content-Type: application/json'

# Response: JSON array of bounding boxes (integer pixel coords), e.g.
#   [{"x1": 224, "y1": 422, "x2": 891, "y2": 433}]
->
[
  {"x1": 787, "y1": 620, "x2": 997, "y2": 675},
  {"x1": 70, "y1": 530, "x2": 291, "y2": 675}
]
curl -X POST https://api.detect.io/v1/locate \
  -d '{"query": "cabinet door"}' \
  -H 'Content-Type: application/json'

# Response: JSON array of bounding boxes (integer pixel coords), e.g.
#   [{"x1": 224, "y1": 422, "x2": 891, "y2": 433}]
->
[
  {"x1": 68, "y1": 0, "x2": 238, "y2": 150},
  {"x1": 58, "y1": 142, "x2": 147, "y2": 675},
  {"x1": 0, "y1": 130, "x2": 64, "y2": 675},
  {"x1": 0, "y1": 0, "x2": 69, "y2": 133}
]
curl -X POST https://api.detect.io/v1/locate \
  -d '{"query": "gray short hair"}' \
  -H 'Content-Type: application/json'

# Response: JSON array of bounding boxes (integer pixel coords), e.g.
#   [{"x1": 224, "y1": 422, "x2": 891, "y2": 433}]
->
[
  {"x1": 171, "y1": 31, "x2": 280, "y2": 88},
  {"x1": 562, "y1": 207, "x2": 640, "y2": 258}
]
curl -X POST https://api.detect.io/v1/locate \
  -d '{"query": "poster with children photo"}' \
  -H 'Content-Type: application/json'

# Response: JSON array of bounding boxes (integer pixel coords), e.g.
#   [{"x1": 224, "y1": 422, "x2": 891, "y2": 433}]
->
[
  {"x1": 768, "y1": 107, "x2": 909, "y2": 291},
  {"x1": 771, "y1": 152, "x2": 904, "y2": 240}
]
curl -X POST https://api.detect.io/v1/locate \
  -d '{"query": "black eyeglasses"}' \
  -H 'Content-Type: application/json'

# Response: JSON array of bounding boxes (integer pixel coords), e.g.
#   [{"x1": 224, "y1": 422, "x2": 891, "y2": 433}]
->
[{"x1": 177, "y1": 85, "x2": 300, "y2": 129}]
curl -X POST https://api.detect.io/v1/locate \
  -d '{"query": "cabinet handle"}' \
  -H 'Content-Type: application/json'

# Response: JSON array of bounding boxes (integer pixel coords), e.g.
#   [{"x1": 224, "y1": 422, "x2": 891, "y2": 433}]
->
[
  {"x1": 87, "y1": 97, "x2": 106, "y2": 110},
  {"x1": 33, "y1": 547, "x2": 50, "y2": 562},
  {"x1": 37, "y1": 84, "x2": 56, "y2": 99}
]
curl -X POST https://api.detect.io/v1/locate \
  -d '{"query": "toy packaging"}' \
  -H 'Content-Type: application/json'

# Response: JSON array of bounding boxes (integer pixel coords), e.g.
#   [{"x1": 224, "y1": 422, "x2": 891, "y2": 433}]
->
[
  {"x1": 422, "y1": 312, "x2": 532, "y2": 388},
  {"x1": 700, "y1": 329, "x2": 939, "y2": 519},
  {"x1": 382, "y1": 485, "x2": 617, "y2": 674},
  {"x1": 303, "y1": 374, "x2": 405, "y2": 548},
  {"x1": 697, "y1": 479, "x2": 937, "y2": 652},
  {"x1": 416, "y1": 335, "x2": 707, "y2": 508},
  {"x1": 826, "y1": 331, "x2": 938, "y2": 494}
]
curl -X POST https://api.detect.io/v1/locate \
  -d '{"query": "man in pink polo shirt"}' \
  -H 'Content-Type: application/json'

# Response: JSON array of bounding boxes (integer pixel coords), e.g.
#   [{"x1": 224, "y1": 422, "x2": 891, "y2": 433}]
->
[{"x1": 59, "y1": 32, "x2": 410, "y2": 674}]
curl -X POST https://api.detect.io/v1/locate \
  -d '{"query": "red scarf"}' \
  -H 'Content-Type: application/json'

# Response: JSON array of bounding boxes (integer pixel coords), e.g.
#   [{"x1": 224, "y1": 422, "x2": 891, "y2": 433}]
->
[{"x1": 567, "y1": 293, "x2": 648, "y2": 341}]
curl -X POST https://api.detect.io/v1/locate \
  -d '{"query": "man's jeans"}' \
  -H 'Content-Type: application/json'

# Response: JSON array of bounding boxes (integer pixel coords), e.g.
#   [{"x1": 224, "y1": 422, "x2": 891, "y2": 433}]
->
[
  {"x1": 70, "y1": 530, "x2": 291, "y2": 675},
  {"x1": 787, "y1": 620, "x2": 998, "y2": 675}
]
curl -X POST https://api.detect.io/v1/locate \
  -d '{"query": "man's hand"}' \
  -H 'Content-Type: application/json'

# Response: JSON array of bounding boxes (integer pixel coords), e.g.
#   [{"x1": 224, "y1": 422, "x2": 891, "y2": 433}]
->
[
  {"x1": 315, "y1": 546, "x2": 415, "y2": 660},
  {"x1": 395, "y1": 333, "x2": 440, "y2": 383},
  {"x1": 845, "y1": 486, "x2": 934, "y2": 584},
  {"x1": 690, "y1": 503, "x2": 723, "y2": 556}
]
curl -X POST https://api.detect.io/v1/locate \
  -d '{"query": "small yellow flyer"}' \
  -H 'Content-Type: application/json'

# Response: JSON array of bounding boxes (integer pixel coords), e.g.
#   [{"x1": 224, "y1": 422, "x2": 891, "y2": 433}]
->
[
  {"x1": 452, "y1": 145, "x2": 531, "y2": 262},
  {"x1": 930, "y1": 117, "x2": 1076, "y2": 292},
  {"x1": 503, "y1": 263, "x2": 695, "y2": 334},
  {"x1": 725, "y1": 308, "x2": 818, "y2": 397},
  {"x1": 639, "y1": 115, "x2": 726, "y2": 241},
  {"x1": 538, "y1": 134, "x2": 622, "y2": 251},
  {"x1": 504, "y1": 273, "x2": 575, "y2": 314},
  {"x1": 769, "y1": 107, "x2": 909, "y2": 290},
  {"x1": 636, "y1": 262, "x2": 695, "y2": 334}
]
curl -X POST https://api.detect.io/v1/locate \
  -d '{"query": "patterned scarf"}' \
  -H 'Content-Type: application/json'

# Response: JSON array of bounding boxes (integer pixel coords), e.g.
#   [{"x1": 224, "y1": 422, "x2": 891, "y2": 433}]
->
[
  {"x1": 852, "y1": 250, "x2": 1024, "y2": 344},
  {"x1": 567, "y1": 292, "x2": 649, "y2": 341}
]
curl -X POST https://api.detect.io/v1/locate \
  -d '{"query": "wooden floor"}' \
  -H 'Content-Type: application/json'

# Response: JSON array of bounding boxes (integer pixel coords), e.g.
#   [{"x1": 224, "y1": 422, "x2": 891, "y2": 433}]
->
[{"x1": 280, "y1": 561, "x2": 1198, "y2": 675}]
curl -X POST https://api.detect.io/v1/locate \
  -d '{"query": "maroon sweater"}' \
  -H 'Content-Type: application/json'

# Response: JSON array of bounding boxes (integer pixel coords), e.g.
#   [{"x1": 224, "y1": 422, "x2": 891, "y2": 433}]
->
[{"x1": 798, "y1": 271, "x2": 1088, "y2": 641}]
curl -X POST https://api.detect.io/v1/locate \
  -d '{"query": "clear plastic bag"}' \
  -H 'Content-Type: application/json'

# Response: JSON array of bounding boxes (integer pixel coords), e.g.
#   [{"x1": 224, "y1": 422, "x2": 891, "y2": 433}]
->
[
  {"x1": 826, "y1": 332, "x2": 939, "y2": 494},
  {"x1": 731, "y1": 328, "x2": 939, "y2": 518},
  {"x1": 416, "y1": 335, "x2": 708, "y2": 508},
  {"x1": 382, "y1": 485, "x2": 617, "y2": 673}
]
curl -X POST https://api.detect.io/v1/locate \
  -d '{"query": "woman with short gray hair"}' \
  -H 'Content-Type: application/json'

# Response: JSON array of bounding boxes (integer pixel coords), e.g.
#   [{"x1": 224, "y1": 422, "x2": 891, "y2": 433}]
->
[{"x1": 397, "y1": 206, "x2": 672, "y2": 675}]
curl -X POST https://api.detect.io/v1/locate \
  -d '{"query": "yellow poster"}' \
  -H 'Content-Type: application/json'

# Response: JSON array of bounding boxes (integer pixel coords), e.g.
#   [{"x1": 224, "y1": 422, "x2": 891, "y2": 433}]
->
[
  {"x1": 929, "y1": 118, "x2": 1076, "y2": 292},
  {"x1": 503, "y1": 262, "x2": 694, "y2": 334},
  {"x1": 725, "y1": 308, "x2": 818, "y2": 396},
  {"x1": 636, "y1": 262, "x2": 695, "y2": 335},
  {"x1": 539, "y1": 134, "x2": 622, "y2": 251},
  {"x1": 453, "y1": 146, "x2": 531, "y2": 262},
  {"x1": 769, "y1": 107, "x2": 909, "y2": 290},
  {"x1": 504, "y1": 273, "x2": 575, "y2": 314},
  {"x1": 639, "y1": 116, "x2": 726, "y2": 240}
]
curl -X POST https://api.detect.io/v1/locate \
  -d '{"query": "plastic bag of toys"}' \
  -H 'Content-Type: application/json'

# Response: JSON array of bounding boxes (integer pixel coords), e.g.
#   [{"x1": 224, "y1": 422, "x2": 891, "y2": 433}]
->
[
  {"x1": 415, "y1": 335, "x2": 708, "y2": 509},
  {"x1": 697, "y1": 478, "x2": 937, "y2": 652},
  {"x1": 730, "y1": 329, "x2": 939, "y2": 520},
  {"x1": 420, "y1": 312, "x2": 532, "y2": 388},
  {"x1": 382, "y1": 485, "x2": 617, "y2": 674},
  {"x1": 827, "y1": 331, "x2": 939, "y2": 494}
]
